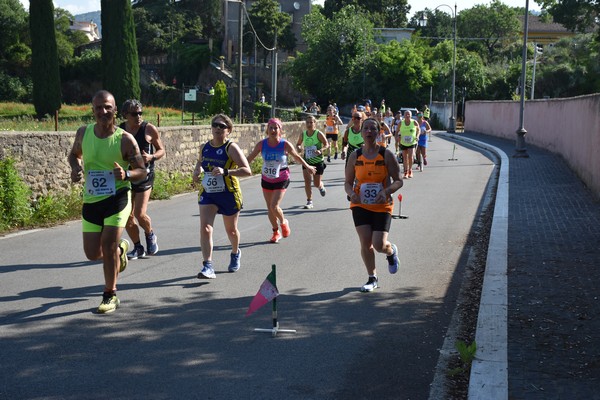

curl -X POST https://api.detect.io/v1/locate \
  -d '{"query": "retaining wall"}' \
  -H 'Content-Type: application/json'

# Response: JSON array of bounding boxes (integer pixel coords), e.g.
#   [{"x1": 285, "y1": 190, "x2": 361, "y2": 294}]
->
[
  {"x1": 465, "y1": 93, "x2": 600, "y2": 199},
  {"x1": 0, "y1": 121, "x2": 306, "y2": 197}
]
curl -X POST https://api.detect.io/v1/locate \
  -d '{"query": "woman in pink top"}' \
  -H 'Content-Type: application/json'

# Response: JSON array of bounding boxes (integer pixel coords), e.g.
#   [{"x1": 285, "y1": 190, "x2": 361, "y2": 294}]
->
[{"x1": 247, "y1": 118, "x2": 316, "y2": 243}]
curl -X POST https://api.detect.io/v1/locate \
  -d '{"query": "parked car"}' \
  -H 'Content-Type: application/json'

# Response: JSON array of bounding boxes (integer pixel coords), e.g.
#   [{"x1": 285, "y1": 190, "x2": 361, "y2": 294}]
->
[{"x1": 399, "y1": 107, "x2": 419, "y2": 120}]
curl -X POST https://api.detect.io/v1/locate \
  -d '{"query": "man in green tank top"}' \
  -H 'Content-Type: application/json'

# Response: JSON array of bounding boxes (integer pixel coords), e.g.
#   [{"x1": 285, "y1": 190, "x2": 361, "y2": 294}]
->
[{"x1": 68, "y1": 90, "x2": 147, "y2": 314}]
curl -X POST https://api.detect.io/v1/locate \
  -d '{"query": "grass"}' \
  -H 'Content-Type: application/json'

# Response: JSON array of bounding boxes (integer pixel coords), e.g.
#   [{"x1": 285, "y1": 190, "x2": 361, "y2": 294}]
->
[{"x1": 0, "y1": 102, "x2": 209, "y2": 131}]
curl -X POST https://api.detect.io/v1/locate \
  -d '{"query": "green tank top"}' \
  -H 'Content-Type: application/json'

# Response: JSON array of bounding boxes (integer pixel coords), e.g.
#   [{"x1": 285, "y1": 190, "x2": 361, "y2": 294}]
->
[
  {"x1": 82, "y1": 124, "x2": 130, "y2": 203},
  {"x1": 348, "y1": 126, "x2": 364, "y2": 150},
  {"x1": 399, "y1": 120, "x2": 418, "y2": 146},
  {"x1": 302, "y1": 130, "x2": 324, "y2": 164}
]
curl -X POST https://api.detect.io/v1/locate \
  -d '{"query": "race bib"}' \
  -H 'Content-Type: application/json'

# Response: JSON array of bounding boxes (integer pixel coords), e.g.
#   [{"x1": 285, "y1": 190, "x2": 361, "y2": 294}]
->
[
  {"x1": 85, "y1": 170, "x2": 116, "y2": 196},
  {"x1": 403, "y1": 135, "x2": 413, "y2": 143},
  {"x1": 326, "y1": 126, "x2": 334, "y2": 133},
  {"x1": 304, "y1": 145, "x2": 318, "y2": 159},
  {"x1": 202, "y1": 174, "x2": 226, "y2": 193},
  {"x1": 359, "y1": 183, "x2": 383, "y2": 204},
  {"x1": 262, "y1": 160, "x2": 281, "y2": 179}
]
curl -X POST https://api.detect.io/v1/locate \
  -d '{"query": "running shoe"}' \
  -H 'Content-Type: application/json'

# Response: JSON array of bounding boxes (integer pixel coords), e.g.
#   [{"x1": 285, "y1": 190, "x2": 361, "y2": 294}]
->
[
  {"x1": 403, "y1": 172, "x2": 409, "y2": 179},
  {"x1": 319, "y1": 186, "x2": 327, "y2": 197},
  {"x1": 303, "y1": 200, "x2": 314, "y2": 209},
  {"x1": 97, "y1": 294, "x2": 120, "y2": 314},
  {"x1": 408, "y1": 170, "x2": 413, "y2": 178},
  {"x1": 281, "y1": 219, "x2": 291, "y2": 238},
  {"x1": 197, "y1": 261, "x2": 216, "y2": 279},
  {"x1": 228, "y1": 249, "x2": 241, "y2": 272},
  {"x1": 127, "y1": 243, "x2": 146, "y2": 260},
  {"x1": 146, "y1": 231, "x2": 159, "y2": 255},
  {"x1": 387, "y1": 243, "x2": 400, "y2": 274},
  {"x1": 360, "y1": 276, "x2": 379, "y2": 292},
  {"x1": 424, "y1": 157, "x2": 428, "y2": 166},
  {"x1": 327, "y1": 156, "x2": 331, "y2": 163},
  {"x1": 334, "y1": 152, "x2": 338, "y2": 160},
  {"x1": 118, "y1": 238, "x2": 129, "y2": 273},
  {"x1": 270, "y1": 229, "x2": 282, "y2": 243}
]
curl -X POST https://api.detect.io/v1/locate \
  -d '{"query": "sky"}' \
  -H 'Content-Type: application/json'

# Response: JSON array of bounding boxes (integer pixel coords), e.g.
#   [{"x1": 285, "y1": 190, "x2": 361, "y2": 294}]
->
[{"x1": 18, "y1": 0, "x2": 541, "y2": 17}]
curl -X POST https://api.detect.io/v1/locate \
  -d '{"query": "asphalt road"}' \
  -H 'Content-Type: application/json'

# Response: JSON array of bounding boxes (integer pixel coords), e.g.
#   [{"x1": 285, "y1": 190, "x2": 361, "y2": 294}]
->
[{"x1": 0, "y1": 133, "x2": 495, "y2": 400}]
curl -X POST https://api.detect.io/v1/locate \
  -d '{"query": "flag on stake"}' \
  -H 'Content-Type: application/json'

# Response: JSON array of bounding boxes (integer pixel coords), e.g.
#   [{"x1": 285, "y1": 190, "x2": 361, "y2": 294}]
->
[{"x1": 246, "y1": 270, "x2": 279, "y2": 317}]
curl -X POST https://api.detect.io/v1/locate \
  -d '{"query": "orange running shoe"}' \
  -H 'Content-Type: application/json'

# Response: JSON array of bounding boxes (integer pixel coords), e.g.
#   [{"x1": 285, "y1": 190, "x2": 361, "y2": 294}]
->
[
  {"x1": 270, "y1": 229, "x2": 281, "y2": 243},
  {"x1": 280, "y1": 219, "x2": 291, "y2": 238},
  {"x1": 408, "y1": 170, "x2": 413, "y2": 178}
]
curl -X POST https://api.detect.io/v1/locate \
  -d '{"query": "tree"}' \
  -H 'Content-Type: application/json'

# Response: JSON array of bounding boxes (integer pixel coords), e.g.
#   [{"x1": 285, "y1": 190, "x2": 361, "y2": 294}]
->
[
  {"x1": 246, "y1": 0, "x2": 296, "y2": 65},
  {"x1": 289, "y1": 5, "x2": 378, "y2": 104},
  {"x1": 0, "y1": 0, "x2": 30, "y2": 101},
  {"x1": 456, "y1": 1, "x2": 520, "y2": 62},
  {"x1": 30, "y1": 0, "x2": 61, "y2": 117},
  {"x1": 537, "y1": 0, "x2": 600, "y2": 40},
  {"x1": 101, "y1": 0, "x2": 141, "y2": 109},
  {"x1": 53, "y1": 8, "x2": 89, "y2": 66},
  {"x1": 208, "y1": 80, "x2": 230, "y2": 115},
  {"x1": 322, "y1": 0, "x2": 410, "y2": 27}
]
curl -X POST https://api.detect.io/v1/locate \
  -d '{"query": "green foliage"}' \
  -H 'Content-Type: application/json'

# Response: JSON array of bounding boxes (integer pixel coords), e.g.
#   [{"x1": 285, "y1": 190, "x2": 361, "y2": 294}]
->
[
  {"x1": 29, "y1": 0, "x2": 62, "y2": 118},
  {"x1": 0, "y1": 70, "x2": 31, "y2": 102},
  {"x1": 253, "y1": 101, "x2": 271, "y2": 123},
  {"x1": 373, "y1": 40, "x2": 433, "y2": 107},
  {"x1": 247, "y1": 0, "x2": 296, "y2": 64},
  {"x1": 61, "y1": 49, "x2": 102, "y2": 82},
  {"x1": 250, "y1": 158, "x2": 263, "y2": 175},
  {"x1": 290, "y1": 5, "x2": 376, "y2": 103},
  {"x1": 29, "y1": 186, "x2": 82, "y2": 226},
  {"x1": 538, "y1": 0, "x2": 600, "y2": 40},
  {"x1": 208, "y1": 80, "x2": 230, "y2": 115},
  {"x1": 457, "y1": 0, "x2": 520, "y2": 62},
  {"x1": 101, "y1": 0, "x2": 141, "y2": 108},
  {"x1": 322, "y1": 0, "x2": 410, "y2": 28},
  {"x1": 0, "y1": 157, "x2": 32, "y2": 230},
  {"x1": 448, "y1": 340, "x2": 477, "y2": 376},
  {"x1": 150, "y1": 170, "x2": 193, "y2": 200},
  {"x1": 169, "y1": 43, "x2": 210, "y2": 86}
]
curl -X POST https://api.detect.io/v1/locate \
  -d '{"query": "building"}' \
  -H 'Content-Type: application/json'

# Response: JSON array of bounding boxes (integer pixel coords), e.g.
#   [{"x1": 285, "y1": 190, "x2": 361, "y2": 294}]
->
[
  {"x1": 520, "y1": 15, "x2": 575, "y2": 45},
  {"x1": 373, "y1": 28, "x2": 415, "y2": 44},
  {"x1": 69, "y1": 20, "x2": 101, "y2": 42}
]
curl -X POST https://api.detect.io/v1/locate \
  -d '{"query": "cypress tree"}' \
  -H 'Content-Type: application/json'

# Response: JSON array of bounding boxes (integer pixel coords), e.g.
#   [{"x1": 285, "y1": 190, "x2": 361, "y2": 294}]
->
[
  {"x1": 29, "y1": 0, "x2": 62, "y2": 118},
  {"x1": 101, "y1": 0, "x2": 141, "y2": 111}
]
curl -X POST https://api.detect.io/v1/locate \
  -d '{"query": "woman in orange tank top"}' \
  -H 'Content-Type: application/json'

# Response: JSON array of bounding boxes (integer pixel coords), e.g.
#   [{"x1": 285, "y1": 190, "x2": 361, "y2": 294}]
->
[{"x1": 344, "y1": 118, "x2": 404, "y2": 292}]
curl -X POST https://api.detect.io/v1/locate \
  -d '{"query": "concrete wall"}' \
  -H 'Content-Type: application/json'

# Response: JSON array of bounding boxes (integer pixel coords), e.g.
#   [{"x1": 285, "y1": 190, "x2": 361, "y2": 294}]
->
[
  {"x1": 465, "y1": 93, "x2": 600, "y2": 199},
  {"x1": 0, "y1": 121, "x2": 306, "y2": 198}
]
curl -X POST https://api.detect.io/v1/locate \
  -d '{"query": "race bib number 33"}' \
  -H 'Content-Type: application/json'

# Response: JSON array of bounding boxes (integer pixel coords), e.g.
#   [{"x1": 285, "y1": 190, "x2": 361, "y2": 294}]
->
[{"x1": 359, "y1": 183, "x2": 383, "y2": 204}]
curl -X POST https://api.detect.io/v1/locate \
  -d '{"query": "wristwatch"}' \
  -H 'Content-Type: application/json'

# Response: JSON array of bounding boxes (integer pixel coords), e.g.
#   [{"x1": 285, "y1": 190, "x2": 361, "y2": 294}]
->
[{"x1": 124, "y1": 170, "x2": 131, "y2": 181}]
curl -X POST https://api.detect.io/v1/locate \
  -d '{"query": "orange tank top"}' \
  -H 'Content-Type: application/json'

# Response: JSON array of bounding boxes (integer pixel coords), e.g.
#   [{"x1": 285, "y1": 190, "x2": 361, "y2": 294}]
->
[{"x1": 351, "y1": 147, "x2": 393, "y2": 213}]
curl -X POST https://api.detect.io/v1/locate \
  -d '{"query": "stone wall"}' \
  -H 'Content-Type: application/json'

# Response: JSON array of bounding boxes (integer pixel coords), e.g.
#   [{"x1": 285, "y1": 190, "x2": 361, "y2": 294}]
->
[{"x1": 0, "y1": 121, "x2": 306, "y2": 197}]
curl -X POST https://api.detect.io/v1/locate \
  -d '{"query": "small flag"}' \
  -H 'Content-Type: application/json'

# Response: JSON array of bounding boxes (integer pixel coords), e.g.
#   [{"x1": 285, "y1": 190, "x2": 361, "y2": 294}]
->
[{"x1": 246, "y1": 271, "x2": 279, "y2": 317}]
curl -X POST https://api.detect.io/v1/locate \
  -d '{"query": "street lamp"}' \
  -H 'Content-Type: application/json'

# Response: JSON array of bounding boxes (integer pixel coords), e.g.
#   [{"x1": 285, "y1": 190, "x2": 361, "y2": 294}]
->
[
  {"x1": 419, "y1": 4, "x2": 457, "y2": 133},
  {"x1": 515, "y1": 0, "x2": 530, "y2": 157}
]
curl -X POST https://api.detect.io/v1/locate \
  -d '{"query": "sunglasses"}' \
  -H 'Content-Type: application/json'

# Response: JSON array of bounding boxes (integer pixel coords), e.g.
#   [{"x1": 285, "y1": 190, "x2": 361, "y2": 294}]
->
[
  {"x1": 352, "y1": 116, "x2": 361, "y2": 120},
  {"x1": 129, "y1": 111, "x2": 143, "y2": 116},
  {"x1": 211, "y1": 122, "x2": 228, "y2": 130}
]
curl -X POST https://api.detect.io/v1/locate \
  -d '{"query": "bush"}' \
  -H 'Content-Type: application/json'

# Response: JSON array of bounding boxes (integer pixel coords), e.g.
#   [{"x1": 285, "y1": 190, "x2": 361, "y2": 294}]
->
[
  {"x1": 254, "y1": 101, "x2": 271, "y2": 123},
  {"x1": 0, "y1": 71, "x2": 31, "y2": 102},
  {"x1": 0, "y1": 157, "x2": 33, "y2": 230},
  {"x1": 151, "y1": 170, "x2": 194, "y2": 200},
  {"x1": 208, "y1": 80, "x2": 230, "y2": 115},
  {"x1": 61, "y1": 49, "x2": 102, "y2": 82}
]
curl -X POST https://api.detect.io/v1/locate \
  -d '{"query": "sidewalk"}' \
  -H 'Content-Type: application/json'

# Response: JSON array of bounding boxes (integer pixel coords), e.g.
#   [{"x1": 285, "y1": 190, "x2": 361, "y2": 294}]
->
[{"x1": 451, "y1": 131, "x2": 600, "y2": 399}]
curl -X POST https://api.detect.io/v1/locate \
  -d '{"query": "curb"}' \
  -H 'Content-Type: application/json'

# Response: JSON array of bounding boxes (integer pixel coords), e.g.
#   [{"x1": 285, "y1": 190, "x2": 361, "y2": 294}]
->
[{"x1": 438, "y1": 133, "x2": 509, "y2": 400}]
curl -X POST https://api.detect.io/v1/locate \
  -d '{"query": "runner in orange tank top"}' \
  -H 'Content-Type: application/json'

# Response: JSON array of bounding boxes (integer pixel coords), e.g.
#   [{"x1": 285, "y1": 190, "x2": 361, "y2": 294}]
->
[{"x1": 344, "y1": 118, "x2": 404, "y2": 292}]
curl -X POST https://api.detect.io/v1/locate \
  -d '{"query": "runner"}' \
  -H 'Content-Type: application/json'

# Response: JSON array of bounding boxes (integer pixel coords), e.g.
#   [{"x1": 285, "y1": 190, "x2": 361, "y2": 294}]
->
[
  {"x1": 323, "y1": 105, "x2": 343, "y2": 162},
  {"x1": 119, "y1": 99, "x2": 164, "y2": 259},
  {"x1": 296, "y1": 115, "x2": 329, "y2": 209},
  {"x1": 341, "y1": 111, "x2": 365, "y2": 164},
  {"x1": 193, "y1": 114, "x2": 252, "y2": 279},
  {"x1": 67, "y1": 90, "x2": 147, "y2": 313},
  {"x1": 398, "y1": 110, "x2": 419, "y2": 178},
  {"x1": 415, "y1": 111, "x2": 432, "y2": 171},
  {"x1": 344, "y1": 117, "x2": 403, "y2": 292},
  {"x1": 247, "y1": 118, "x2": 316, "y2": 243}
]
